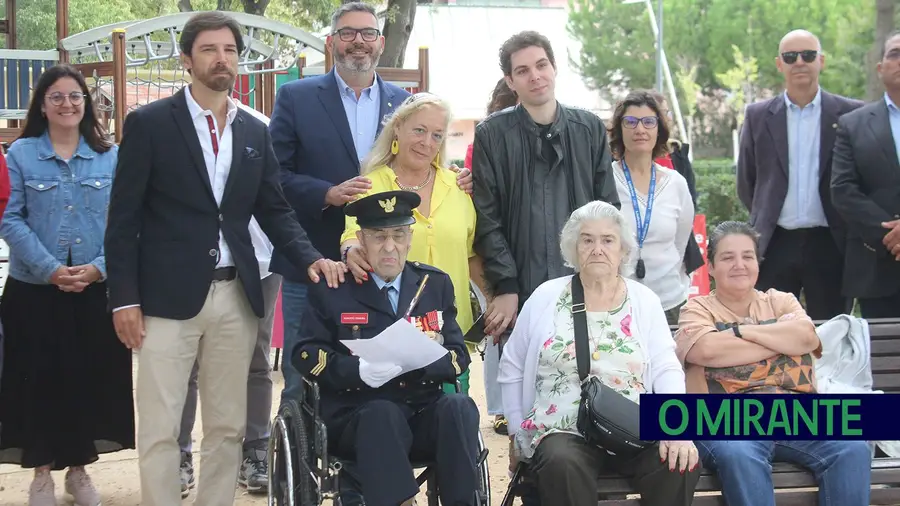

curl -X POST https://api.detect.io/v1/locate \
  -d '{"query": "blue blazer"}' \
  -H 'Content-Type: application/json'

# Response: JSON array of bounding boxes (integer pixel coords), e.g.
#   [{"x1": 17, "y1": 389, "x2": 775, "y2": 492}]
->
[{"x1": 268, "y1": 69, "x2": 411, "y2": 282}]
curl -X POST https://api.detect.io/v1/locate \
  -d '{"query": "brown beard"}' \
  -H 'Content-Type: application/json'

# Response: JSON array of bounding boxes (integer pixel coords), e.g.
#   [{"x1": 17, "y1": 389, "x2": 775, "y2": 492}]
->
[{"x1": 200, "y1": 70, "x2": 235, "y2": 92}]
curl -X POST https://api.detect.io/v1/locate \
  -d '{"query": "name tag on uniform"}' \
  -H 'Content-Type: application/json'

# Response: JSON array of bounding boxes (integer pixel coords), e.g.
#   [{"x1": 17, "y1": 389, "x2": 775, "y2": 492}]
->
[{"x1": 341, "y1": 313, "x2": 369, "y2": 325}]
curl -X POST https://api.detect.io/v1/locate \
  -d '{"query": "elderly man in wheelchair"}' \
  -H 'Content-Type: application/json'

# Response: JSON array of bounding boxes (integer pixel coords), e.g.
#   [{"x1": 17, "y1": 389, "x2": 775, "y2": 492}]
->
[{"x1": 274, "y1": 191, "x2": 484, "y2": 506}]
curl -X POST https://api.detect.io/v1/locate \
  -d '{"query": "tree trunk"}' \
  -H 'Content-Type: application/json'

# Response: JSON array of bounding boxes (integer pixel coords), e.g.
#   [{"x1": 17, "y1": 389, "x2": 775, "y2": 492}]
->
[
  {"x1": 177, "y1": 0, "x2": 193, "y2": 11},
  {"x1": 240, "y1": 0, "x2": 271, "y2": 15},
  {"x1": 867, "y1": 0, "x2": 896, "y2": 100},
  {"x1": 217, "y1": 0, "x2": 230, "y2": 10},
  {"x1": 381, "y1": 0, "x2": 417, "y2": 68}
]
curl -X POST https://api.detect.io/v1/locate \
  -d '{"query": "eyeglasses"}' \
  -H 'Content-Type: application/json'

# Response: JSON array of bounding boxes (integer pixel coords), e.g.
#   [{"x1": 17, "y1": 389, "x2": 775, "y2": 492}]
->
[
  {"x1": 363, "y1": 229, "x2": 412, "y2": 246},
  {"x1": 333, "y1": 27, "x2": 381, "y2": 43},
  {"x1": 622, "y1": 116, "x2": 658, "y2": 130},
  {"x1": 46, "y1": 91, "x2": 85, "y2": 106},
  {"x1": 781, "y1": 50, "x2": 818, "y2": 64}
]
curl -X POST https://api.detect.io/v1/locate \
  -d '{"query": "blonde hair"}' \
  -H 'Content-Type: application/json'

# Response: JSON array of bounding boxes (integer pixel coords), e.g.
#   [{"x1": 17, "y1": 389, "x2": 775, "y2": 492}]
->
[{"x1": 361, "y1": 92, "x2": 453, "y2": 175}]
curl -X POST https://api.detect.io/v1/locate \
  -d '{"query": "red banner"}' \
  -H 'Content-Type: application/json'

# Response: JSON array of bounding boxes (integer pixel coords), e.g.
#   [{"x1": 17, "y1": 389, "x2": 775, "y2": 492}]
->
[{"x1": 689, "y1": 214, "x2": 710, "y2": 298}]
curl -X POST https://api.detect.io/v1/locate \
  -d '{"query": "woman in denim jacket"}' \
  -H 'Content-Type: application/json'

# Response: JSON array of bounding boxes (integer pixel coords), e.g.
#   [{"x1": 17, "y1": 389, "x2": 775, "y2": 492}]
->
[{"x1": 0, "y1": 64, "x2": 135, "y2": 506}]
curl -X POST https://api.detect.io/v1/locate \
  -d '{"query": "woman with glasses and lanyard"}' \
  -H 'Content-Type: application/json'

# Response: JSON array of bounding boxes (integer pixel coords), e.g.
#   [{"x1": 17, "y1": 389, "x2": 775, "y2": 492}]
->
[
  {"x1": 0, "y1": 64, "x2": 134, "y2": 505},
  {"x1": 609, "y1": 90, "x2": 696, "y2": 325}
]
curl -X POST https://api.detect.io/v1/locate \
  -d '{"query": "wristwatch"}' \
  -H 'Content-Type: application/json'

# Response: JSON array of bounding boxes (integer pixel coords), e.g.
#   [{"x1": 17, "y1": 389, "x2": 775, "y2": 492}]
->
[{"x1": 732, "y1": 324, "x2": 742, "y2": 338}]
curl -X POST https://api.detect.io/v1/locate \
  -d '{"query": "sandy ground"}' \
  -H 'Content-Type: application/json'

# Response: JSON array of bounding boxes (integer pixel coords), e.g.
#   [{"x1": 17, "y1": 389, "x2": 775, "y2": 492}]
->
[{"x1": 0, "y1": 351, "x2": 515, "y2": 505}]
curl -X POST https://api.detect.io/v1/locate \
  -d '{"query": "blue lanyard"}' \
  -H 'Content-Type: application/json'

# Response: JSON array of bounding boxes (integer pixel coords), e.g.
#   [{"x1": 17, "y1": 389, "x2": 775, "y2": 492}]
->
[{"x1": 621, "y1": 160, "x2": 656, "y2": 250}]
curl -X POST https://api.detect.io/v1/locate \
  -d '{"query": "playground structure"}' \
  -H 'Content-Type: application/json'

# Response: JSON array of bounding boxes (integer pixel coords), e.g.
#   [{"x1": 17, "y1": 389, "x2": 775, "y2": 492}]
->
[{"x1": 0, "y1": 1, "x2": 430, "y2": 144}]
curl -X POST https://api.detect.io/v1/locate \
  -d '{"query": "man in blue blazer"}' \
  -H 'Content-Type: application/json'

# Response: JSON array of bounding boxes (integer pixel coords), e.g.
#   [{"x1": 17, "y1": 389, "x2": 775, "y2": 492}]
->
[{"x1": 268, "y1": 2, "x2": 472, "y2": 404}]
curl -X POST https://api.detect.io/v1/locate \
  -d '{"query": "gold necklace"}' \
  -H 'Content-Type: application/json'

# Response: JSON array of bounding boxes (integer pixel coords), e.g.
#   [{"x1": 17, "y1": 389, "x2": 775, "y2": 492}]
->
[{"x1": 394, "y1": 167, "x2": 434, "y2": 192}]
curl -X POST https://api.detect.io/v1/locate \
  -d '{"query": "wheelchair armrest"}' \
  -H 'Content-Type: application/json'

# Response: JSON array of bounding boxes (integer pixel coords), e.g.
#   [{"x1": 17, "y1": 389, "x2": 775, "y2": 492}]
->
[{"x1": 299, "y1": 376, "x2": 323, "y2": 422}]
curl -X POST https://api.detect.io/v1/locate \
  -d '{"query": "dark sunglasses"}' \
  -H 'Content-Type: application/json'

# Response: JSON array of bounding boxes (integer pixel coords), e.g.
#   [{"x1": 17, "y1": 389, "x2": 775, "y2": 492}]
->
[
  {"x1": 333, "y1": 27, "x2": 381, "y2": 43},
  {"x1": 622, "y1": 115, "x2": 658, "y2": 130},
  {"x1": 781, "y1": 50, "x2": 818, "y2": 65}
]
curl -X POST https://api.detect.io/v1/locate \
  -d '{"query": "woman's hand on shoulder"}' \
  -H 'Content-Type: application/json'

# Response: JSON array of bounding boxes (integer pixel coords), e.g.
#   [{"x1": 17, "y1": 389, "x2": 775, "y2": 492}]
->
[
  {"x1": 658, "y1": 440, "x2": 700, "y2": 473},
  {"x1": 344, "y1": 243, "x2": 372, "y2": 284}
]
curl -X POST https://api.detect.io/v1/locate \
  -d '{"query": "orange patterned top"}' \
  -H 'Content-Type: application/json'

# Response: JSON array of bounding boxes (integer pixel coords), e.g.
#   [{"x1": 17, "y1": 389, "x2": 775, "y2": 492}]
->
[{"x1": 675, "y1": 289, "x2": 821, "y2": 395}]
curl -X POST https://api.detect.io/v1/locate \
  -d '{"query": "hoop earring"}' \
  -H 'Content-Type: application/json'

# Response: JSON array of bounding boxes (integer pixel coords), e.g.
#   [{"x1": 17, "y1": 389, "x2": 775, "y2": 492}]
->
[{"x1": 391, "y1": 139, "x2": 399, "y2": 155}]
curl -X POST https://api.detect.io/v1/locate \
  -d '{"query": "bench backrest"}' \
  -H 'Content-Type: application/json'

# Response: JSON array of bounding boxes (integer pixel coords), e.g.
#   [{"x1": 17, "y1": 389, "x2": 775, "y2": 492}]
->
[
  {"x1": 867, "y1": 319, "x2": 900, "y2": 393},
  {"x1": 668, "y1": 318, "x2": 900, "y2": 393}
]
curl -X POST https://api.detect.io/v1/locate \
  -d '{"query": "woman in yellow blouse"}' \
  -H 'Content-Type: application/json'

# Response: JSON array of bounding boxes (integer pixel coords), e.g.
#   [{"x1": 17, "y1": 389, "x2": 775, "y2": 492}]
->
[{"x1": 341, "y1": 93, "x2": 484, "y2": 394}]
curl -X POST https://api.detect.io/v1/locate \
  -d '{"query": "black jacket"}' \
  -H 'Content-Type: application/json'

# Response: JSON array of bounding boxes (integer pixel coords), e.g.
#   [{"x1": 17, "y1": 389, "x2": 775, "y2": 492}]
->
[
  {"x1": 105, "y1": 89, "x2": 323, "y2": 319},
  {"x1": 472, "y1": 104, "x2": 619, "y2": 299},
  {"x1": 667, "y1": 141, "x2": 704, "y2": 275},
  {"x1": 831, "y1": 99, "x2": 900, "y2": 298}
]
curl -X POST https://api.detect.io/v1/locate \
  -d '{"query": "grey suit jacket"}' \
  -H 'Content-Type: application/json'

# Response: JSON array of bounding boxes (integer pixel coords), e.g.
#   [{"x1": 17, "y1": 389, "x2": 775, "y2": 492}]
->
[
  {"x1": 736, "y1": 90, "x2": 864, "y2": 256},
  {"x1": 831, "y1": 99, "x2": 900, "y2": 298}
]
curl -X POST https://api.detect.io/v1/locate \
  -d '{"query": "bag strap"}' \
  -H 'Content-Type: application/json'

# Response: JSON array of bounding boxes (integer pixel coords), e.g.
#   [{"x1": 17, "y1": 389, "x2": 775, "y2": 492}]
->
[{"x1": 571, "y1": 274, "x2": 590, "y2": 382}]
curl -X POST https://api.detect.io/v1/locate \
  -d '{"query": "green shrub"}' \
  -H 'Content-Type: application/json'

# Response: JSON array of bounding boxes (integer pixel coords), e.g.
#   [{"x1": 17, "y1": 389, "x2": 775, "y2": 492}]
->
[{"x1": 694, "y1": 159, "x2": 748, "y2": 234}]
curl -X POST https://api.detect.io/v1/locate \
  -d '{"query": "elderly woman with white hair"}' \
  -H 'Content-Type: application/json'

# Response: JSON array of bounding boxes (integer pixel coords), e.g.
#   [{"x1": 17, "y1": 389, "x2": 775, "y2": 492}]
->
[{"x1": 498, "y1": 200, "x2": 701, "y2": 506}]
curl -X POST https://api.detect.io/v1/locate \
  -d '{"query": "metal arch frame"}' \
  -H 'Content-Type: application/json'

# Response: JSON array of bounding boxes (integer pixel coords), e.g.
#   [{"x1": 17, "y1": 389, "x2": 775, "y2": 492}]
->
[{"x1": 59, "y1": 12, "x2": 325, "y2": 58}]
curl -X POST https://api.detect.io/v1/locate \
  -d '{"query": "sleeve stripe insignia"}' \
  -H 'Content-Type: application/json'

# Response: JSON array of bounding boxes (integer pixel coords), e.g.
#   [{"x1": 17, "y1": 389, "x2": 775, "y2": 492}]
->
[
  {"x1": 450, "y1": 350, "x2": 461, "y2": 375},
  {"x1": 310, "y1": 349, "x2": 327, "y2": 376}
]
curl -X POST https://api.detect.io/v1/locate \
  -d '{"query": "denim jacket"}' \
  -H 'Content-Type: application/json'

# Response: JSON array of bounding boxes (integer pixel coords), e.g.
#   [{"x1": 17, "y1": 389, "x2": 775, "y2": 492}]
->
[{"x1": 0, "y1": 132, "x2": 116, "y2": 285}]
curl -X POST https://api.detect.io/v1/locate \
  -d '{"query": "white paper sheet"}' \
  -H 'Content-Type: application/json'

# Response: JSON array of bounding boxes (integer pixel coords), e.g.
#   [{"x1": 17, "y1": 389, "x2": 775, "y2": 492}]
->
[{"x1": 340, "y1": 318, "x2": 449, "y2": 374}]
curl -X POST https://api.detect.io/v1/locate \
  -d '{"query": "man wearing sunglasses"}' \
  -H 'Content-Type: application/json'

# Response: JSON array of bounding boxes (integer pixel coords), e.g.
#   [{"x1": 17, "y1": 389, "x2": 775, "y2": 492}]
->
[{"x1": 736, "y1": 29, "x2": 863, "y2": 320}]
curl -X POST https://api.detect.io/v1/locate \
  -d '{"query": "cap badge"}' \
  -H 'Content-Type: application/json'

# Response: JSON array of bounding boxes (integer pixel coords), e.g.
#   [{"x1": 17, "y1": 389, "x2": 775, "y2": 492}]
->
[{"x1": 379, "y1": 197, "x2": 397, "y2": 213}]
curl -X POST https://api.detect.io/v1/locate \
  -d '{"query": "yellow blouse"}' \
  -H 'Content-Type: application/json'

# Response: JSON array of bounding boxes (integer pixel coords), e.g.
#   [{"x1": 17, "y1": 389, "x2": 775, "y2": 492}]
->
[{"x1": 342, "y1": 165, "x2": 477, "y2": 334}]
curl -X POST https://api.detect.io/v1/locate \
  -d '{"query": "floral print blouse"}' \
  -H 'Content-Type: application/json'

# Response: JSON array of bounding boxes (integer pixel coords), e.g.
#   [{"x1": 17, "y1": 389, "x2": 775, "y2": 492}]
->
[{"x1": 515, "y1": 284, "x2": 647, "y2": 458}]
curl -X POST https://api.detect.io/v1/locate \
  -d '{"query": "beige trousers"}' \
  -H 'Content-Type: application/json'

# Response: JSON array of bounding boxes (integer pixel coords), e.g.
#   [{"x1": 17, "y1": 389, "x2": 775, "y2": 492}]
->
[{"x1": 136, "y1": 278, "x2": 257, "y2": 506}]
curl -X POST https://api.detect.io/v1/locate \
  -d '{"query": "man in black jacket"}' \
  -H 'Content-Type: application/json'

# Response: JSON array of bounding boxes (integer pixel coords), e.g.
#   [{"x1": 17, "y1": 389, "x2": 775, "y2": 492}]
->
[
  {"x1": 104, "y1": 12, "x2": 345, "y2": 506},
  {"x1": 831, "y1": 30, "x2": 900, "y2": 318},
  {"x1": 471, "y1": 30, "x2": 619, "y2": 339}
]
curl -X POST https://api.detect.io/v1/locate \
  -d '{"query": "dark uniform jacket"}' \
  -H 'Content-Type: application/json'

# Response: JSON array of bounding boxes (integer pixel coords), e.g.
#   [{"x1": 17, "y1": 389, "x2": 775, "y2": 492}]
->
[
  {"x1": 471, "y1": 103, "x2": 620, "y2": 303},
  {"x1": 293, "y1": 261, "x2": 470, "y2": 422}
]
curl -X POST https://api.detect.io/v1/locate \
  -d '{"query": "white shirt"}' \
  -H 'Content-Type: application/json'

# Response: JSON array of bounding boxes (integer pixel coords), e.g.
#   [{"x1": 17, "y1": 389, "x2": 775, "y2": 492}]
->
[
  {"x1": 235, "y1": 101, "x2": 276, "y2": 279},
  {"x1": 613, "y1": 161, "x2": 694, "y2": 310},
  {"x1": 184, "y1": 86, "x2": 238, "y2": 269},
  {"x1": 497, "y1": 276, "x2": 686, "y2": 438}
]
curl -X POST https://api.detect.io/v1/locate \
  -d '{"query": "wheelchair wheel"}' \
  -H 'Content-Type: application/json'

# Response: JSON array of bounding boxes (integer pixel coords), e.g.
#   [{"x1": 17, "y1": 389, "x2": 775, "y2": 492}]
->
[
  {"x1": 283, "y1": 399, "x2": 317, "y2": 505},
  {"x1": 476, "y1": 430, "x2": 491, "y2": 506},
  {"x1": 268, "y1": 415, "x2": 295, "y2": 506}
]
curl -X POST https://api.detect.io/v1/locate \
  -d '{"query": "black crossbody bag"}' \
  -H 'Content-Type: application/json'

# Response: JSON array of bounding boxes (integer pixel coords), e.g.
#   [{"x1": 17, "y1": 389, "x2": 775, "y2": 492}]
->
[{"x1": 571, "y1": 273, "x2": 656, "y2": 456}]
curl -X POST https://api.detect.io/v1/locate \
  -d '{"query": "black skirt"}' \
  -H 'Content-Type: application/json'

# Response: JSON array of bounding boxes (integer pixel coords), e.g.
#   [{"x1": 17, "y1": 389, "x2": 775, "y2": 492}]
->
[{"x1": 0, "y1": 277, "x2": 135, "y2": 469}]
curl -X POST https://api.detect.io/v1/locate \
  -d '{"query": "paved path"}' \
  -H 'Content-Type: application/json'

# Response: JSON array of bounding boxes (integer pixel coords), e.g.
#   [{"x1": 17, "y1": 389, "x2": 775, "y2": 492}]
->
[{"x1": 0, "y1": 351, "x2": 516, "y2": 505}]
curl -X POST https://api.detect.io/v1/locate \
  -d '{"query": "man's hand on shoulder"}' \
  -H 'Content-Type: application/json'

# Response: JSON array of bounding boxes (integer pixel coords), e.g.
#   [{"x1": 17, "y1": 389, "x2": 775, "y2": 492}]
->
[
  {"x1": 325, "y1": 176, "x2": 372, "y2": 207},
  {"x1": 308, "y1": 258, "x2": 347, "y2": 288},
  {"x1": 113, "y1": 306, "x2": 145, "y2": 350},
  {"x1": 449, "y1": 164, "x2": 473, "y2": 195}
]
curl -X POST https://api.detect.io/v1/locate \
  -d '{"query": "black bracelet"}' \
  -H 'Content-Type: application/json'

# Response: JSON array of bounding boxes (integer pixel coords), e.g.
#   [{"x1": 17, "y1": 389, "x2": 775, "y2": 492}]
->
[
  {"x1": 732, "y1": 323, "x2": 742, "y2": 338},
  {"x1": 341, "y1": 245, "x2": 352, "y2": 263}
]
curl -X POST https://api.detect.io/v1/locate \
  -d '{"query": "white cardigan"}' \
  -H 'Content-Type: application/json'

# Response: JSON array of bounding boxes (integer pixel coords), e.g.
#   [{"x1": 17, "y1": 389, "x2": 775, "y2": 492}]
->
[{"x1": 497, "y1": 276, "x2": 687, "y2": 437}]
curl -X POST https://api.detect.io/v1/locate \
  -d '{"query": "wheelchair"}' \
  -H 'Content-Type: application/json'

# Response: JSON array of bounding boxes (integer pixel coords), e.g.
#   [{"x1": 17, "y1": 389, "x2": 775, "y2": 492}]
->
[{"x1": 268, "y1": 375, "x2": 492, "y2": 506}]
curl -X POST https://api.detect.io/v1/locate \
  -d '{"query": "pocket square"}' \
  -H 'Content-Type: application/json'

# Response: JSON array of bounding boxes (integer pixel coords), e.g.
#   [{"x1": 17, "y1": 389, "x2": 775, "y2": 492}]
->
[{"x1": 245, "y1": 147, "x2": 260, "y2": 159}]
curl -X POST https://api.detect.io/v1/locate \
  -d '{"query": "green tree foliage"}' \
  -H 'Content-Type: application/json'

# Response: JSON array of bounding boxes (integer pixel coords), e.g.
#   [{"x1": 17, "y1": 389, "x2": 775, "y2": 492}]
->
[
  {"x1": 568, "y1": 0, "x2": 875, "y2": 103},
  {"x1": 7, "y1": 0, "x2": 336, "y2": 50}
]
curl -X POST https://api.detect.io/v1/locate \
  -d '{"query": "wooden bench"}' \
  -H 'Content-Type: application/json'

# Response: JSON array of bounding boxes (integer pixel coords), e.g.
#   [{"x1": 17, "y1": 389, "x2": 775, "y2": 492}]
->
[{"x1": 501, "y1": 318, "x2": 900, "y2": 506}]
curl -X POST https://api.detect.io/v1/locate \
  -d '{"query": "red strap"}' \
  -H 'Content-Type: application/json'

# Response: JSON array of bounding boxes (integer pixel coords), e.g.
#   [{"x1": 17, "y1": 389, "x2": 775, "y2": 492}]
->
[{"x1": 205, "y1": 115, "x2": 219, "y2": 158}]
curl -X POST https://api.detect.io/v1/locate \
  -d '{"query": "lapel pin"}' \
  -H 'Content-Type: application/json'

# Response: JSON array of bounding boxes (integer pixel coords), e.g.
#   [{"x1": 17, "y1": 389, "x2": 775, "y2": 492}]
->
[
  {"x1": 388, "y1": 102, "x2": 392, "y2": 108},
  {"x1": 833, "y1": 123, "x2": 838, "y2": 129}
]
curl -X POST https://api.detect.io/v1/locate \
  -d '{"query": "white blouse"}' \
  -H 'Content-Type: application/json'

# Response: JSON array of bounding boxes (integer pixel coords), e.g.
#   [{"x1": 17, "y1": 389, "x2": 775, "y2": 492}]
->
[{"x1": 613, "y1": 161, "x2": 695, "y2": 310}]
